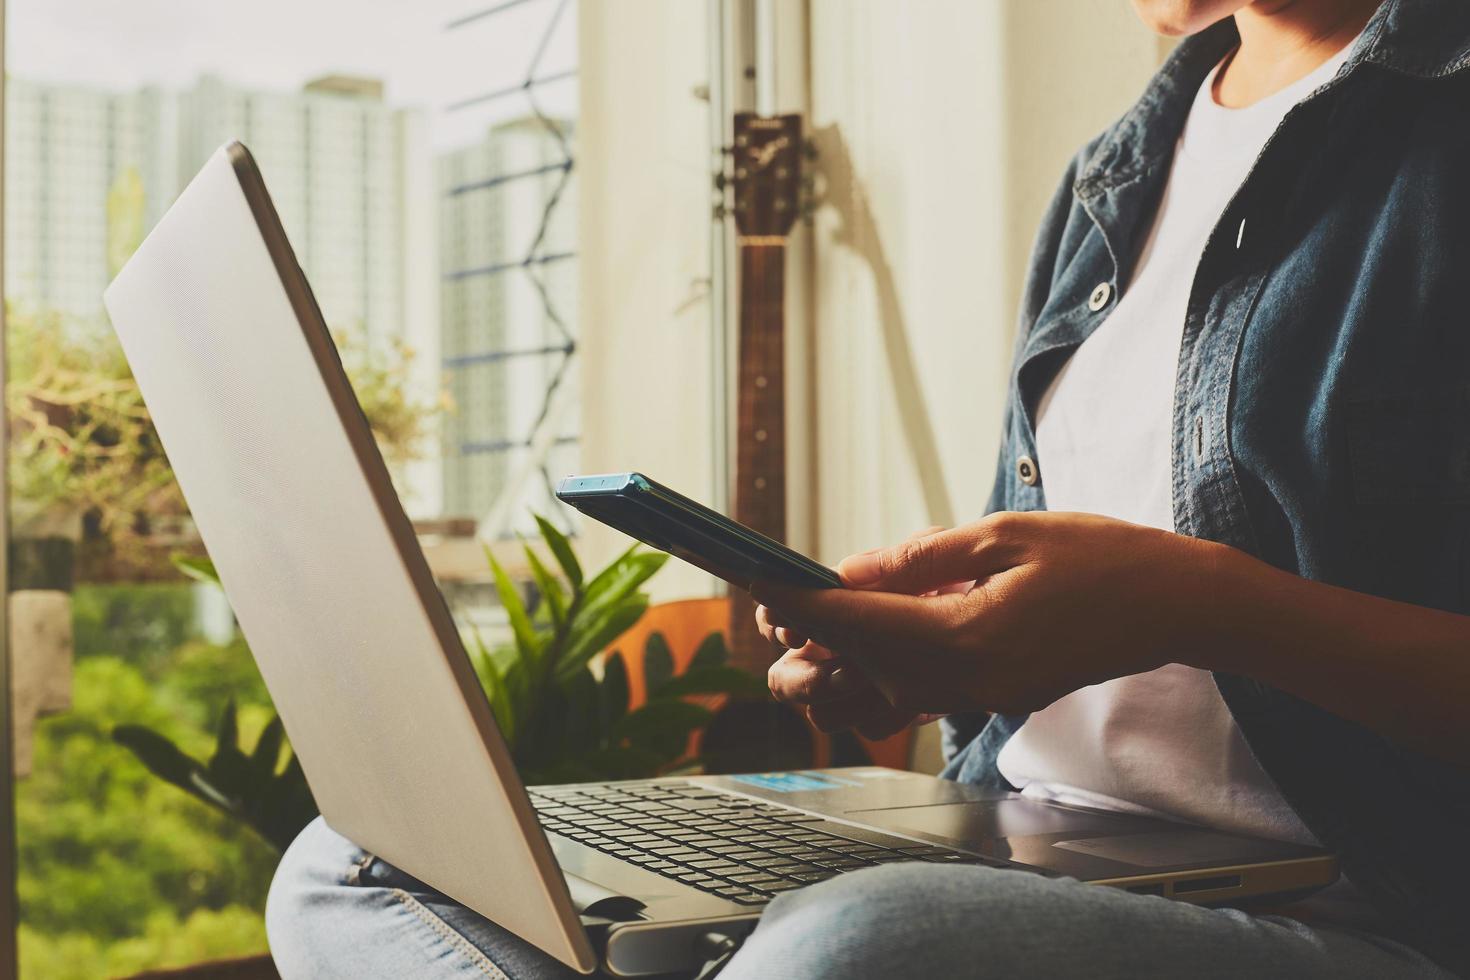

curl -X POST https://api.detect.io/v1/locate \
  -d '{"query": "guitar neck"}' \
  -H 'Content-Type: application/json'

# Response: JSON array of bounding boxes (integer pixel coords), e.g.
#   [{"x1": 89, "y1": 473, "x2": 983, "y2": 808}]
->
[
  {"x1": 733, "y1": 242, "x2": 787, "y2": 541},
  {"x1": 729, "y1": 240, "x2": 788, "y2": 671}
]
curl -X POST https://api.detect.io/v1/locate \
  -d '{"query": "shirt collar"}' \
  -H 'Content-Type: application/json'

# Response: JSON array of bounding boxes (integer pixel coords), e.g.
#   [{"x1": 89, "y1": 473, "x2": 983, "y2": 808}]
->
[{"x1": 1075, "y1": 0, "x2": 1470, "y2": 201}]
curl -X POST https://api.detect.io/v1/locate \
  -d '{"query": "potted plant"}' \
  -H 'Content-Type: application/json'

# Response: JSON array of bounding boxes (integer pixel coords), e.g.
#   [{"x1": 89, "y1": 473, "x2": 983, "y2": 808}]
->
[
  {"x1": 115, "y1": 517, "x2": 759, "y2": 848},
  {"x1": 472, "y1": 516, "x2": 765, "y2": 783}
]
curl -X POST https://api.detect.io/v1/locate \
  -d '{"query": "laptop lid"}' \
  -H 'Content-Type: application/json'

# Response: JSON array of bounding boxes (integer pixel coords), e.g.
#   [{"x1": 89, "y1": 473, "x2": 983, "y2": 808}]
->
[{"x1": 104, "y1": 142, "x2": 597, "y2": 973}]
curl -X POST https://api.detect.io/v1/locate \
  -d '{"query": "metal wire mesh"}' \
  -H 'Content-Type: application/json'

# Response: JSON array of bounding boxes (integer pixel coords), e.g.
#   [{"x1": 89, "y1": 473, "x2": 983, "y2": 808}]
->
[{"x1": 443, "y1": 0, "x2": 578, "y2": 537}]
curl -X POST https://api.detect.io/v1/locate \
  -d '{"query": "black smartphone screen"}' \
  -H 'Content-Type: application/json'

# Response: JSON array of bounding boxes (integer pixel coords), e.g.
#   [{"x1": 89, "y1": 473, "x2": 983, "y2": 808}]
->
[{"x1": 555, "y1": 472, "x2": 841, "y2": 591}]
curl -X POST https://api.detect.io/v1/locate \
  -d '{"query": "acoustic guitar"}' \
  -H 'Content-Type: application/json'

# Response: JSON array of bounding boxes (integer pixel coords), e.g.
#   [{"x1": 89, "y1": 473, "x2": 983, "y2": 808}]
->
[{"x1": 698, "y1": 113, "x2": 904, "y2": 774}]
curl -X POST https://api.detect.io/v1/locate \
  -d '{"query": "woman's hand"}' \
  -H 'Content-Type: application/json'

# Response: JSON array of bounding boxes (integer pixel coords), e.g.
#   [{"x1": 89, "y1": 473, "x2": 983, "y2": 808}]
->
[
  {"x1": 757, "y1": 526, "x2": 958, "y2": 738},
  {"x1": 755, "y1": 511, "x2": 1226, "y2": 718}
]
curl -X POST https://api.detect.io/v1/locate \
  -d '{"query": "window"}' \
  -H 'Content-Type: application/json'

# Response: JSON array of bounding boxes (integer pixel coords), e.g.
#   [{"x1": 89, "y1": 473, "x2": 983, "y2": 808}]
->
[{"x1": 2, "y1": 1, "x2": 608, "y2": 975}]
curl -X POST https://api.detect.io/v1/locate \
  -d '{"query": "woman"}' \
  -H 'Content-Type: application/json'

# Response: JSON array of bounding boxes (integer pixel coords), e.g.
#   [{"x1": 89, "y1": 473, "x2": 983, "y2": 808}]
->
[{"x1": 268, "y1": 0, "x2": 1469, "y2": 976}]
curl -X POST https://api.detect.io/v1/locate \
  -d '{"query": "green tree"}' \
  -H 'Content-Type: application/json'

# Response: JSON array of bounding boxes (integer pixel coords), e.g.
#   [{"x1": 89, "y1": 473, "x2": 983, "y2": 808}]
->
[{"x1": 16, "y1": 592, "x2": 279, "y2": 978}]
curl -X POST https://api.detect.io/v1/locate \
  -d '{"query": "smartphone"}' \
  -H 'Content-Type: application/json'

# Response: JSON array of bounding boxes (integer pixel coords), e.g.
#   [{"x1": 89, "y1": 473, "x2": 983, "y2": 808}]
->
[{"x1": 555, "y1": 472, "x2": 841, "y2": 591}]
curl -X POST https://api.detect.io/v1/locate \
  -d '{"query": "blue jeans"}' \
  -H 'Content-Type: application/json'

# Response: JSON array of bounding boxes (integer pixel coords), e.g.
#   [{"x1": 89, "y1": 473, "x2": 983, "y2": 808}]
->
[{"x1": 265, "y1": 817, "x2": 1451, "y2": 978}]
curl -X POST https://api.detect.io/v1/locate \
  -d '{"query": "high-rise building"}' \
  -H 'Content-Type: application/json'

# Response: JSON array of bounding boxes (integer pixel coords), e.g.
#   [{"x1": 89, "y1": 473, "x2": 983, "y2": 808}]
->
[
  {"x1": 5, "y1": 79, "x2": 179, "y2": 320},
  {"x1": 5, "y1": 72, "x2": 442, "y2": 514},
  {"x1": 438, "y1": 117, "x2": 578, "y2": 529},
  {"x1": 5, "y1": 74, "x2": 430, "y2": 349},
  {"x1": 176, "y1": 74, "x2": 428, "y2": 346}
]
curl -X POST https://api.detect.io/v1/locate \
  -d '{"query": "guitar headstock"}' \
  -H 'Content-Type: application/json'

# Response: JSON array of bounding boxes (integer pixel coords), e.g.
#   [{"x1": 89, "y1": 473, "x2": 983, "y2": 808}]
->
[{"x1": 726, "y1": 112, "x2": 803, "y2": 240}]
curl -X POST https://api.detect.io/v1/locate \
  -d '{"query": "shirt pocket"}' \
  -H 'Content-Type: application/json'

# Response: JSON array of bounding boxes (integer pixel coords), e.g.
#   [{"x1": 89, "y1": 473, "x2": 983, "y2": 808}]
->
[{"x1": 1344, "y1": 386, "x2": 1470, "y2": 507}]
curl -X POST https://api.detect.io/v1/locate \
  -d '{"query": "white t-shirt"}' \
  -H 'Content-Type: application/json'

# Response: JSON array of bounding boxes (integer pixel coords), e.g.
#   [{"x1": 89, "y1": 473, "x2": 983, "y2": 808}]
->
[{"x1": 996, "y1": 40, "x2": 1367, "y2": 904}]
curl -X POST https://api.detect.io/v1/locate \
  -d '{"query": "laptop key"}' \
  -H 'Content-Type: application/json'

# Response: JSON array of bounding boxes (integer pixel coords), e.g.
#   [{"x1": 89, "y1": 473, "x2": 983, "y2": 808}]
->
[
  {"x1": 813, "y1": 857, "x2": 871, "y2": 870},
  {"x1": 790, "y1": 870, "x2": 840, "y2": 884},
  {"x1": 786, "y1": 849, "x2": 835, "y2": 862},
  {"x1": 687, "y1": 858, "x2": 741, "y2": 871},
  {"x1": 746, "y1": 855, "x2": 799, "y2": 868},
  {"x1": 764, "y1": 880, "x2": 806, "y2": 892},
  {"x1": 718, "y1": 849, "x2": 767, "y2": 861},
  {"x1": 714, "y1": 889, "x2": 768, "y2": 905}
]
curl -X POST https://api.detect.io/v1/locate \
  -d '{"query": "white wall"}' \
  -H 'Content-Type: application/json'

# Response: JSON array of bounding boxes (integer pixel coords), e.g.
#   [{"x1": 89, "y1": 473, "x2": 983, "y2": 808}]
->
[
  {"x1": 577, "y1": 1, "x2": 1166, "y2": 597},
  {"x1": 804, "y1": 0, "x2": 1163, "y2": 561},
  {"x1": 577, "y1": 1, "x2": 720, "y2": 601}
]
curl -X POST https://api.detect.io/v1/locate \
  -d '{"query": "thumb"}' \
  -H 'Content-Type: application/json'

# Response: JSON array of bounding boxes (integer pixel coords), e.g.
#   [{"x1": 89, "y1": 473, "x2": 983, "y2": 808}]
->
[{"x1": 837, "y1": 518, "x2": 1017, "y2": 594}]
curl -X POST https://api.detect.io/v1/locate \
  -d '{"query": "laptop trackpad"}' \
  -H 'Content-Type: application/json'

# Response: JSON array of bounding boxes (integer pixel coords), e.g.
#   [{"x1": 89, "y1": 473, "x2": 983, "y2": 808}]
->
[{"x1": 850, "y1": 798, "x2": 1130, "y2": 843}]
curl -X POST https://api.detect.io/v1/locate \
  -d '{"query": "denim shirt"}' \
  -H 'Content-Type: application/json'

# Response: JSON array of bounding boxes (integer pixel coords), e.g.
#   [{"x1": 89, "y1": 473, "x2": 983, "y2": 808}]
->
[{"x1": 939, "y1": 0, "x2": 1470, "y2": 970}]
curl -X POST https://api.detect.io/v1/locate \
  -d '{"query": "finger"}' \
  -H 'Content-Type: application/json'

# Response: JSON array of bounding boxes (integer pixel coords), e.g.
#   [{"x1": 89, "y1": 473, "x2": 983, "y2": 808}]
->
[
  {"x1": 755, "y1": 603, "x2": 776, "y2": 642},
  {"x1": 754, "y1": 603, "x2": 787, "y2": 651},
  {"x1": 836, "y1": 516, "x2": 1021, "y2": 593},
  {"x1": 768, "y1": 648, "x2": 869, "y2": 705},
  {"x1": 775, "y1": 626, "x2": 809, "y2": 649},
  {"x1": 842, "y1": 526, "x2": 947, "y2": 592},
  {"x1": 751, "y1": 584, "x2": 969, "y2": 680},
  {"x1": 759, "y1": 606, "x2": 810, "y2": 650}
]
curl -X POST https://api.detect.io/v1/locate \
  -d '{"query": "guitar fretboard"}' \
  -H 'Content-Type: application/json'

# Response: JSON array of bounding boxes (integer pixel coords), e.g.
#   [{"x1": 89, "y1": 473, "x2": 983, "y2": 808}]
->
[{"x1": 729, "y1": 241, "x2": 788, "y2": 672}]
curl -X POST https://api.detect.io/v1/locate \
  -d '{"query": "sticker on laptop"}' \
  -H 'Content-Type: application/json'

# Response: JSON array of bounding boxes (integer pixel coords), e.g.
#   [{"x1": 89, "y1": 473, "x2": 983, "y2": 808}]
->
[{"x1": 731, "y1": 771, "x2": 862, "y2": 793}]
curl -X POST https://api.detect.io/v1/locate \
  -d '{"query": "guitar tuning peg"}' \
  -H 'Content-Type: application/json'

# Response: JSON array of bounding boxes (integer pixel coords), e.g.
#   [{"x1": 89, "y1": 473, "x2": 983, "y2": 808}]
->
[
  {"x1": 802, "y1": 140, "x2": 819, "y2": 161},
  {"x1": 713, "y1": 172, "x2": 728, "y2": 191}
]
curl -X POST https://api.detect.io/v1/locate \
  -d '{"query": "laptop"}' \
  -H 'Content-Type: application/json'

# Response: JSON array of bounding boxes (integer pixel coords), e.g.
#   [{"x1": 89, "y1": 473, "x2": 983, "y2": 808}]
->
[{"x1": 103, "y1": 142, "x2": 1338, "y2": 976}]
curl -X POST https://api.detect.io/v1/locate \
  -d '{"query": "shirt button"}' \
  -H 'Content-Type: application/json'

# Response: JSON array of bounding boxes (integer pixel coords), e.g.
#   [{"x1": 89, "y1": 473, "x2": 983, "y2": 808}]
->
[
  {"x1": 1087, "y1": 282, "x2": 1112, "y2": 312},
  {"x1": 1016, "y1": 455, "x2": 1040, "y2": 486}
]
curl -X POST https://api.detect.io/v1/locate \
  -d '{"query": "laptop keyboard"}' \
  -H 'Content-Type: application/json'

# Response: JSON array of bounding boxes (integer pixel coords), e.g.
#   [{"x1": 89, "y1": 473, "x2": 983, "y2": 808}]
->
[{"x1": 530, "y1": 781, "x2": 1010, "y2": 908}]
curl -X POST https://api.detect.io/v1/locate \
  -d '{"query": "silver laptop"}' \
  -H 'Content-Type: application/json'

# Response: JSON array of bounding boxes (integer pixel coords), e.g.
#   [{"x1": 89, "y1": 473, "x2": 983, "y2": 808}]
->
[{"x1": 104, "y1": 142, "x2": 1337, "y2": 976}]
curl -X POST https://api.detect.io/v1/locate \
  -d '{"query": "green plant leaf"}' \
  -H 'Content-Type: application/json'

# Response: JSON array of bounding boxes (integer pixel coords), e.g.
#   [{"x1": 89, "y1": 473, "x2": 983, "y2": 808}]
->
[
  {"x1": 469, "y1": 638, "x2": 523, "y2": 746},
  {"x1": 484, "y1": 544, "x2": 542, "y2": 665},
  {"x1": 171, "y1": 553, "x2": 221, "y2": 586},
  {"x1": 254, "y1": 751, "x2": 320, "y2": 851},
  {"x1": 599, "y1": 651, "x2": 631, "y2": 734},
  {"x1": 643, "y1": 632, "x2": 674, "y2": 696},
  {"x1": 689, "y1": 631, "x2": 728, "y2": 670},
  {"x1": 556, "y1": 596, "x2": 648, "y2": 684},
  {"x1": 464, "y1": 618, "x2": 522, "y2": 743},
  {"x1": 535, "y1": 513, "x2": 583, "y2": 588},
  {"x1": 651, "y1": 665, "x2": 768, "y2": 700},
  {"x1": 522, "y1": 541, "x2": 567, "y2": 628},
  {"x1": 501, "y1": 653, "x2": 531, "y2": 729},
  {"x1": 575, "y1": 549, "x2": 666, "y2": 628},
  {"x1": 480, "y1": 659, "x2": 517, "y2": 744},
  {"x1": 214, "y1": 699, "x2": 239, "y2": 753},
  {"x1": 112, "y1": 725, "x2": 203, "y2": 793},
  {"x1": 251, "y1": 715, "x2": 286, "y2": 778},
  {"x1": 615, "y1": 700, "x2": 712, "y2": 764},
  {"x1": 557, "y1": 668, "x2": 601, "y2": 758}
]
